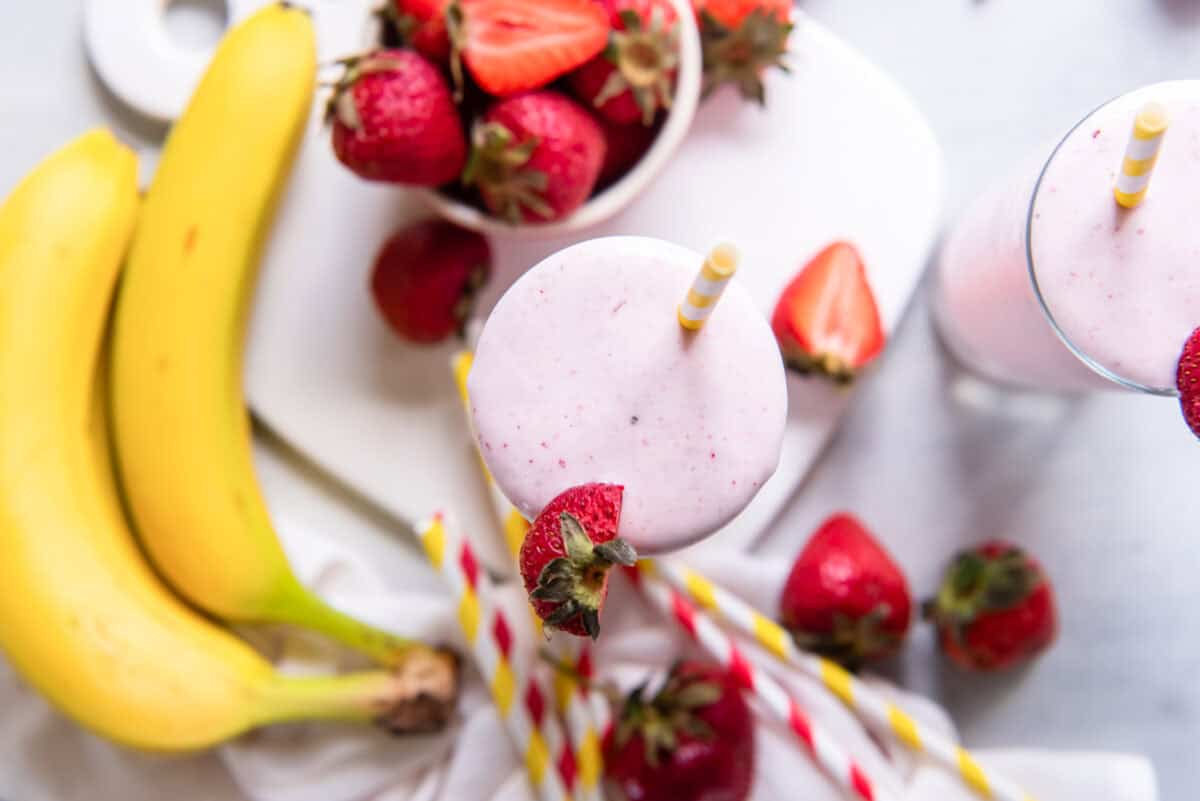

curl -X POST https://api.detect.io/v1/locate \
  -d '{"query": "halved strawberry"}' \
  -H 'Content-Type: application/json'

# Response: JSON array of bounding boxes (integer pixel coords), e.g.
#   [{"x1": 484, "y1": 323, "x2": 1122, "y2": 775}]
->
[
  {"x1": 770, "y1": 241, "x2": 885, "y2": 383},
  {"x1": 1176, "y1": 326, "x2": 1200, "y2": 439},
  {"x1": 454, "y1": 0, "x2": 611, "y2": 96}
]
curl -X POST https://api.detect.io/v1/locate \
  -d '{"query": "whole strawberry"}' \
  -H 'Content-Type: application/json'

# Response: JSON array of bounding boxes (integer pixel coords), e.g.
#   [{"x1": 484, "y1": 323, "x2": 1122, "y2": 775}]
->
[
  {"x1": 605, "y1": 661, "x2": 755, "y2": 801},
  {"x1": 779, "y1": 513, "x2": 912, "y2": 670},
  {"x1": 464, "y1": 92, "x2": 607, "y2": 224},
  {"x1": 569, "y1": 0, "x2": 680, "y2": 126},
  {"x1": 925, "y1": 541, "x2": 1058, "y2": 672},
  {"x1": 370, "y1": 220, "x2": 491, "y2": 344},
  {"x1": 1176, "y1": 326, "x2": 1200, "y2": 439},
  {"x1": 329, "y1": 50, "x2": 466, "y2": 186},
  {"x1": 696, "y1": 0, "x2": 793, "y2": 103},
  {"x1": 771, "y1": 241, "x2": 886, "y2": 383},
  {"x1": 520, "y1": 483, "x2": 636, "y2": 638},
  {"x1": 386, "y1": 0, "x2": 453, "y2": 62},
  {"x1": 597, "y1": 116, "x2": 660, "y2": 184}
]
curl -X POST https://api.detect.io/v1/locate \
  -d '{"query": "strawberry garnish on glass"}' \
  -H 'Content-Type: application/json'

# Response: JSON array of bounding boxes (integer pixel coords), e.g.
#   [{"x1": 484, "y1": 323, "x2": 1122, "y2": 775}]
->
[{"x1": 519, "y1": 483, "x2": 636, "y2": 639}]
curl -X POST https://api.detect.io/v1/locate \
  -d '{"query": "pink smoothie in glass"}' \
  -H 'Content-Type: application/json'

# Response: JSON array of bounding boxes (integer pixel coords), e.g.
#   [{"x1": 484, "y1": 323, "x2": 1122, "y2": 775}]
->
[
  {"x1": 467, "y1": 236, "x2": 787, "y2": 554},
  {"x1": 936, "y1": 81, "x2": 1200, "y2": 393}
]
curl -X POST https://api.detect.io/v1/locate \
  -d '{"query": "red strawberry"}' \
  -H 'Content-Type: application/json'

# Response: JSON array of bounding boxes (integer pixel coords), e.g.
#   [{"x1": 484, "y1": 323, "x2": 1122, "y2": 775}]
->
[
  {"x1": 598, "y1": 116, "x2": 660, "y2": 184},
  {"x1": 696, "y1": 0, "x2": 792, "y2": 104},
  {"x1": 370, "y1": 220, "x2": 491, "y2": 344},
  {"x1": 519, "y1": 483, "x2": 635, "y2": 639},
  {"x1": 463, "y1": 92, "x2": 607, "y2": 224},
  {"x1": 569, "y1": 0, "x2": 680, "y2": 126},
  {"x1": 329, "y1": 50, "x2": 466, "y2": 186},
  {"x1": 605, "y1": 661, "x2": 755, "y2": 801},
  {"x1": 925, "y1": 541, "x2": 1058, "y2": 672},
  {"x1": 387, "y1": 0, "x2": 453, "y2": 62},
  {"x1": 779, "y1": 513, "x2": 912, "y2": 670},
  {"x1": 1176, "y1": 326, "x2": 1200, "y2": 439},
  {"x1": 455, "y1": 0, "x2": 610, "y2": 97},
  {"x1": 771, "y1": 241, "x2": 885, "y2": 383}
]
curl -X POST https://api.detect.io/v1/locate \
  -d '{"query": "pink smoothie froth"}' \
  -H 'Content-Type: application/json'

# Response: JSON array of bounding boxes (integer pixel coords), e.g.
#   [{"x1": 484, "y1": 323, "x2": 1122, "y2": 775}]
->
[
  {"x1": 468, "y1": 236, "x2": 787, "y2": 554},
  {"x1": 1030, "y1": 82, "x2": 1200, "y2": 391}
]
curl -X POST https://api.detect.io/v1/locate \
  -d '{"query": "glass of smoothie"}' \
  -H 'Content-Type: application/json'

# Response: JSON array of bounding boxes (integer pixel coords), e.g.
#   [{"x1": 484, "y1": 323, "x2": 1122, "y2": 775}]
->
[
  {"x1": 467, "y1": 235, "x2": 788, "y2": 555},
  {"x1": 934, "y1": 80, "x2": 1200, "y2": 397}
]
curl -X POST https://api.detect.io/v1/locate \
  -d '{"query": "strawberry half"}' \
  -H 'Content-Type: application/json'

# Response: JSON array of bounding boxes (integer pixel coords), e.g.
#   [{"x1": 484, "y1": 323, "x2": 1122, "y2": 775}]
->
[
  {"x1": 924, "y1": 541, "x2": 1058, "y2": 672},
  {"x1": 454, "y1": 0, "x2": 610, "y2": 97},
  {"x1": 1176, "y1": 326, "x2": 1200, "y2": 439},
  {"x1": 770, "y1": 241, "x2": 885, "y2": 383},
  {"x1": 779, "y1": 513, "x2": 912, "y2": 670},
  {"x1": 569, "y1": 0, "x2": 680, "y2": 126},
  {"x1": 519, "y1": 483, "x2": 636, "y2": 639},
  {"x1": 605, "y1": 661, "x2": 755, "y2": 801}
]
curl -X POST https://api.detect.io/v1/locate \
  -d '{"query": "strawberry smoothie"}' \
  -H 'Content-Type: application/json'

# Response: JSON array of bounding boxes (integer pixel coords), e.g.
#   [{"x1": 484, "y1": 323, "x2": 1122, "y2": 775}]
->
[
  {"x1": 936, "y1": 81, "x2": 1200, "y2": 393},
  {"x1": 468, "y1": 236, "x2": 787, "y2": 554}
]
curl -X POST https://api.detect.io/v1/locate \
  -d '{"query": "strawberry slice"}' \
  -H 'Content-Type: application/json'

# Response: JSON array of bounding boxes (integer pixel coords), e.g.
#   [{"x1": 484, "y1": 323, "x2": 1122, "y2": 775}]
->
[
  {"x1": 455, "y1": 0, "x2": 611, "y2": 96},
  {"x1": 1176, "y1": 326, "x2": 1200, "y2": 439},
  {"x1": 770, "y1": 241, "x2": 885, "y2": 383}
]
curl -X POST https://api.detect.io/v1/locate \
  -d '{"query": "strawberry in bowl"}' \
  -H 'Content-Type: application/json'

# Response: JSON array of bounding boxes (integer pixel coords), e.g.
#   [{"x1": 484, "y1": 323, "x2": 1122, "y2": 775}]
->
[{"x1": 331, "y1": 0, "x2": 703, "y2": 235}]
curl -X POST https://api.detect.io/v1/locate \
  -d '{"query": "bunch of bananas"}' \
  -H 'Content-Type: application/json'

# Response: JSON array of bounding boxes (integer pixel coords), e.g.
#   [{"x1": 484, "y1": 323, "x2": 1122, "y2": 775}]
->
[{"x1": 0, "y1": 4, "x2": 457, "y2": 751}]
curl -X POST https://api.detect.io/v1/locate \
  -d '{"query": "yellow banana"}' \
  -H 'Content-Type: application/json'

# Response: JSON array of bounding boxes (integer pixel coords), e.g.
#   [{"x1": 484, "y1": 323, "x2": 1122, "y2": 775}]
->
[
  {"x1": 0, "y1": 130, "x2": 455, "y2": 752},
  {"x1": 109, "y1": 5, "x2": 436, "y2": 670}
]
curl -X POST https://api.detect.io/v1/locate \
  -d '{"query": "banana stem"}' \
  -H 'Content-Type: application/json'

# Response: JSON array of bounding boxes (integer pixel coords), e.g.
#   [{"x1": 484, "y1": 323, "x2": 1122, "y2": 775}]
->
[
  {"x1": 272, "y1": 584, "x2": 426, "y2": 668},
  {"x1": 254, "y1": 671, "x2": 398, "y2": 726},
  {"x1": 254, "y1": 644, "x2": 460, "y2": 734}
]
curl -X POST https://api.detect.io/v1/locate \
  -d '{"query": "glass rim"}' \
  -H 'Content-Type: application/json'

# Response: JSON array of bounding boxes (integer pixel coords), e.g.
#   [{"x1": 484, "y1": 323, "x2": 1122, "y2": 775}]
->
[{"x1": 1024, "y1": 84, "x2": 1181, "y2": 398}]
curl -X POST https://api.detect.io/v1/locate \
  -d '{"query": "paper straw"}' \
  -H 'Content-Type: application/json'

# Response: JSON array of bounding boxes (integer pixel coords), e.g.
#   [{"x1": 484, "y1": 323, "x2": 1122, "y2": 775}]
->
[
  {"x1": 450, "y1": 352, "x2": 606, "y2": 801},
  {"x1": 416, "y1": 514, "x2": 574, "y2": 801},
  {"x1": 648, "y1": 558, "x2": 1039, "y2": 801},
  {"x1": 678, "y1": 243, "x2": 739, "y2": 331},
  {"x1": 1114, "y1": 101, "x2": 1169, "y2": 209},
  {"x1": 451, "y1": 351, "x2": 527, "y2": 556},
  {"x1": 634, "y1": 562, "x2": 893, "y2": 801}
]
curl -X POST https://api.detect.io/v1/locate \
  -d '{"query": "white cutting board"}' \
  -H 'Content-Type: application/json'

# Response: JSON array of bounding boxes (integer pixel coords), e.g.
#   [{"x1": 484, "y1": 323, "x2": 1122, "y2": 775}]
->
[{"x1": 245, "y1": 9, "x2": 945, "y2": 573}]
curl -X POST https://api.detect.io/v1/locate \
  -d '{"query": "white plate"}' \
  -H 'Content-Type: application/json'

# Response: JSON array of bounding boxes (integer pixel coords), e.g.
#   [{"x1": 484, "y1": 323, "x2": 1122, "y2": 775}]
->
[{"x1": 244, "y1": 11, "x2": 945, "y2": 573}]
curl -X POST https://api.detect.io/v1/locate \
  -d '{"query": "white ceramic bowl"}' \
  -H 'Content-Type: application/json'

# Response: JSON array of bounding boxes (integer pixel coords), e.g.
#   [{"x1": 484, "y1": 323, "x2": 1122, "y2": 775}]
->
[{"x1": 418, "y1": 0, "x2": 703, "y2": 240}]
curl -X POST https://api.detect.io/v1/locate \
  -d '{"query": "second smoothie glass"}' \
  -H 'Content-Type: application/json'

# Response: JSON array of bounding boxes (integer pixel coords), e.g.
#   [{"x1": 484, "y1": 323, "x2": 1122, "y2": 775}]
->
[{"x1": 934, "y1": 81, "x2": 1200, "y2": 397}]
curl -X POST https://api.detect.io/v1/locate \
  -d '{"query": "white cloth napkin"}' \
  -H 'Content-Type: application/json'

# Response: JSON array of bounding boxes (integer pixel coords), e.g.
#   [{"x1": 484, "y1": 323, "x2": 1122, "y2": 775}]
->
[{"x1": 218, "y1": 522, "x2": 1160, "y2": 801}]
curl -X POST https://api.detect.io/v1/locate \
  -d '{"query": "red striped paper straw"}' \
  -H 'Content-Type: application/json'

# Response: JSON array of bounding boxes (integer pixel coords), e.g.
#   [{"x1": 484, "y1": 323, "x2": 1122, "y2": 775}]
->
[
  {"x1": 451, "y1": 352, "x2": 605, "y2": 801},
  {"x1": 648, "y1": 558, "x2": 1037, "y2": 801},
  {"x1": 634, "y1": 563, "x2": 893, "y2": 801},
  {"x1": 417, "y1": 514, "x2": 575, "y2": 801}
]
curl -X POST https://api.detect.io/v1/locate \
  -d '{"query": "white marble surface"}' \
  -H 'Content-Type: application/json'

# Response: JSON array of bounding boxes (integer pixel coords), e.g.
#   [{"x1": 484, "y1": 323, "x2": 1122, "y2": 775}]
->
[{"x1": 1, "y1": 1, "x2": 1199, "y2": 799}]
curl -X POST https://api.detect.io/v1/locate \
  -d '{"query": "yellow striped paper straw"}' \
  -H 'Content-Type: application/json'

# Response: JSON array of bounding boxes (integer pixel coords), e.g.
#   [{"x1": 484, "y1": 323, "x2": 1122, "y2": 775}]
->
[
  {"x1": 678, "y1": 243, "x2": 740, "y2": 331},
  {"x1": 417, "y1": 514, "x2": 573, "y2": 801},
  {"x1": 1114, "y1": 101, "x2": 1169, "y2": 208},
  {"x1": 451, "y1": 351, "x2": 606, "y2": 801},
  {"x1": 451, "y1": 351, "x2": 529, "y2": 557},
  {"x1": 635, "y1": 563, "x2": 894, "y2": 801},
  {"x1": 649, "y1": 558, "x2": 1039, "y2": 801}
]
